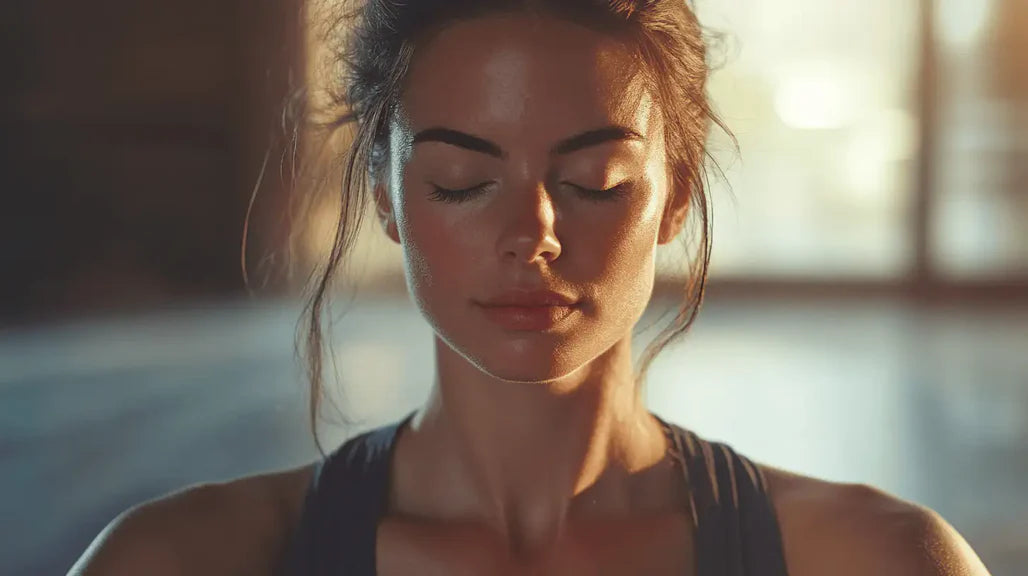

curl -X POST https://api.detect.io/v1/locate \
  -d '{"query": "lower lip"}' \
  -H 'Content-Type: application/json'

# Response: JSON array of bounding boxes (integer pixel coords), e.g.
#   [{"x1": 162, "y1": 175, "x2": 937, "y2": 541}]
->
[{"x1": 478, "y1": 304, "x2": 578, "y2": 331}]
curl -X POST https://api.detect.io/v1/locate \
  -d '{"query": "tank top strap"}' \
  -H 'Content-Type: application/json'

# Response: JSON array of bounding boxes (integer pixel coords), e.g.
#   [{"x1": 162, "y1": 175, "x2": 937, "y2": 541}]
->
[
  {"x1": 277, "y1": 413, "x2": 413, "y2": 576},
  {"x1": 660, "y1": 418, "x2": 791, "y2": 576}
]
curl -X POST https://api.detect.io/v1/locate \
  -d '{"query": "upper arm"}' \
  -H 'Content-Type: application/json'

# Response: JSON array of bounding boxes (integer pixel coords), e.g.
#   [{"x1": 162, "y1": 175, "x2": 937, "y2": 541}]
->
[
  {"x1": 67, "y1": 499, "x2": 188, "y2": 576},
  {"x1": 66, "y1": 467, "x2": 314, "y2": 576},
  {"x1": 889, "y1": 504, "x2": 992, "y2": 576},
  {"x1": 765, "y1": 467, "x2": 992, "y2": 576}
]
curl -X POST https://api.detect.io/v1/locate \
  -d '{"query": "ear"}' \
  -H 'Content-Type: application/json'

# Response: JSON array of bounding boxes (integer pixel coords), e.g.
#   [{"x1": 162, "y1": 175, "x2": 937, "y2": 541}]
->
[
  {"x1": 657, "y1": 182, "x2": 690, "y2": 246},
  {"x1": 373, "y1": 180, "x2": 401, "y2": 245}
]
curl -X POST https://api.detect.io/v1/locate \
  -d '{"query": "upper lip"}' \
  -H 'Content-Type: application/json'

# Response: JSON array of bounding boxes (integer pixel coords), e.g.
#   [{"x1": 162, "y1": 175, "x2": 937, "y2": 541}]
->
[{"x1": 478, "y1": 289, "x2": 578, "y2": 307}]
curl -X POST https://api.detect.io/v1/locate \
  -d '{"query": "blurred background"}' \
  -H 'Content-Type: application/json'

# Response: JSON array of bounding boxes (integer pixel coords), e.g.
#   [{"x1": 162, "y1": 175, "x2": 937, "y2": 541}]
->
[{"x1": 1, "y1": 0, "x2": 1026, "y2": 574}]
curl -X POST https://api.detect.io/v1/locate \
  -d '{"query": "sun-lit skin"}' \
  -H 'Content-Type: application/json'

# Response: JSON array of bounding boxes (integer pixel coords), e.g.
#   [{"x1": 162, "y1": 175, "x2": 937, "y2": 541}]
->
[
  {"x1": 380, "y1": 21, "x2": 679, "y2": 386},
  {"x1": 67, "y1": 10, "x2": 995, "y2": 576},
  {"x1": 371, "y1": 12, "x2": 691, "y2": 563}
]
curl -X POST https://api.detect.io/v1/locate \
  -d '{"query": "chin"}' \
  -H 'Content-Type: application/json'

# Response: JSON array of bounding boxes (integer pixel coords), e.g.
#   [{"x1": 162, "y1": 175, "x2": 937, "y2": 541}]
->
[
  {"x1": 463, "y1": 329, "x2": 594, "y2": 384},
  {"x1": 480, "y1": 353, "x2": 577, "y2": 384},
  {"x1": 423, "y1": 298, "x2": 611, "y2": 384}
]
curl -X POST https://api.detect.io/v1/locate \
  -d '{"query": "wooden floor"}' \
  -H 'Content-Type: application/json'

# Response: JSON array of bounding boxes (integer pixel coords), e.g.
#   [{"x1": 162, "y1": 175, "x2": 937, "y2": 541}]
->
[{"x1": 2, "y1": 295, "x2": 1026, "y2": 575}]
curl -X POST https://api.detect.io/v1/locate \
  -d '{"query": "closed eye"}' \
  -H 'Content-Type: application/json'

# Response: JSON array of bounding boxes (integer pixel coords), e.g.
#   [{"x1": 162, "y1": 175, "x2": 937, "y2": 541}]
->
[
  {"x1": 426, "y1": 181, "x2": 493, "y2": 203},
  {"x1": 565, "y1": 181, "x2": 631, "y2": 202},
  {"x1": 426, "y1": 180, "x2": 630, "y2": 204}
]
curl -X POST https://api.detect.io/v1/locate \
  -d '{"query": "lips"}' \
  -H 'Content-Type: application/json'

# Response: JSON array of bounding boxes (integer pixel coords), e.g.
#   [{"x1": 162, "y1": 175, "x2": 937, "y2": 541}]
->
[
  {"x1": 475, "y1": 289, "x2": 580, "y2": 331},
  {"x1": 477, "y1": 302, "x2": 578, "y2": 331},
  {"x1": 478, "y1": 289, "x2": 577, "y2": 308}
]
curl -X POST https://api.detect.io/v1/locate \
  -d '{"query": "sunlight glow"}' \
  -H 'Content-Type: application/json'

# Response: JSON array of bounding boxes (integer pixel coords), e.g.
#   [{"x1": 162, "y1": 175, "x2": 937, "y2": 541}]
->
[
  {"x1": 774, "y1": 62, "x2": 862, "y2": 130},
  {"x1": 843, "y1": 109, "x2": 919, "y2": 202},
  {"x1": 937, "y1": 0, "x2": 995, "y2": 49}
]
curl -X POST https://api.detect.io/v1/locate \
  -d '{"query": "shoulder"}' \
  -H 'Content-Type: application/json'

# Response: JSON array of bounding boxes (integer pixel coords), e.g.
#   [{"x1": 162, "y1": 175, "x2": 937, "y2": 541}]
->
[
  {"x1": 759, "y1": 465, "x2": 991, "y2": 576},
  {"x1": 67, "y1": 464, "x2": 316, "y2": 576}
]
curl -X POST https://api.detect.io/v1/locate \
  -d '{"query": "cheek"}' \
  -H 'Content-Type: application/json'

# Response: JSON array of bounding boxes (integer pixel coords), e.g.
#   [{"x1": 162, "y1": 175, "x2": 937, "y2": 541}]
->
[
  {"x1": 577, "y1": 195, "x2": 663, "y2": 324},
  {"x1": 395, "y1": 197, "x2": 472, "y2": 305},
  {"x1": 582, "y1": 189, "x2": 663, "y2": 278}
]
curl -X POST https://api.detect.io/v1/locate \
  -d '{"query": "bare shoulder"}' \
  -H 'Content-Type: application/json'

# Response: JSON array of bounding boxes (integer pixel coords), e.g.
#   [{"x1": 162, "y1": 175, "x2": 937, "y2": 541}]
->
[
  {"x1": 759, "y1": 464, "x2": 991, "y2": 576},
  {"x1": 67, "y1": 464, "x2": 315, "y2": 576}
]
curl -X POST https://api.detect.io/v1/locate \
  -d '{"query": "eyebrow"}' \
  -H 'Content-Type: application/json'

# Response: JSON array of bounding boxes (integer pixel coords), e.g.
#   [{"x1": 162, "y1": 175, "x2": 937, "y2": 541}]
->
[{"x1": 410, "y1": 125, "x2": 644, "y2": 159}]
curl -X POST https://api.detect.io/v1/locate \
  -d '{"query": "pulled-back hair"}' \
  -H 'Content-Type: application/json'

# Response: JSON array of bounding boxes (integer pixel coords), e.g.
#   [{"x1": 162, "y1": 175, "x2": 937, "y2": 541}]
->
[{"x1": 282, "y1": 0, "x2": 732, "y2": 452}]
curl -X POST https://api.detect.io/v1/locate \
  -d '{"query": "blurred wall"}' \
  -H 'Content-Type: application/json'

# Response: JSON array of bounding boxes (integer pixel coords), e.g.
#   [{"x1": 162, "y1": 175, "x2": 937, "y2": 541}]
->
[
  {"x1": 989, "y1": 0, "x2": 1028, "y2": 100},
  {"x1": 0, "y1": 0, "x2": 299, "y2": 323}
]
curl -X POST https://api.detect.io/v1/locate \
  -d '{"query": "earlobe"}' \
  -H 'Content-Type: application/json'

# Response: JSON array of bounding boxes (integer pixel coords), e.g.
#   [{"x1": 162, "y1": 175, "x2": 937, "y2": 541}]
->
[
  {"x1": 373, "y1": 184, "x2": 401, "y2": 245},
  {"x1": 657, "y1": 187, "x2": 690, "y2": 245},
  {"x1": 378, "y1": 213, "x2": 400, "y2": 245}
]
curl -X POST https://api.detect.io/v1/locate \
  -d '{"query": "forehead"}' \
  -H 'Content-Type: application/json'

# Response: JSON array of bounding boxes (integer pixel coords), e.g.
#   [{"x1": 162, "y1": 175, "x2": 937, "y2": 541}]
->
[{"x1": 398, "y1": 13, "x2": 656, "y2": 144}]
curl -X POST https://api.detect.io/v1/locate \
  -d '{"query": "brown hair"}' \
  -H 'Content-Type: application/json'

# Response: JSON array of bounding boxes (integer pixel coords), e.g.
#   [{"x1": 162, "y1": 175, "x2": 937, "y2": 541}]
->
[{"x1": 279, "y1": 0, "x2": 733, "y2": 453}]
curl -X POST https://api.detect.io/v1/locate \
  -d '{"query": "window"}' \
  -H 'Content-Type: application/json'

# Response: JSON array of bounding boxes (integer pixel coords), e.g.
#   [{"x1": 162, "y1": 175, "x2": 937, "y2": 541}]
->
[
  {"x1": 930, "y1": 0, "x2": 1028, "y2": 279},
  {"x1": 659, "y1": 0, "x2": 921, "y2": 280}
]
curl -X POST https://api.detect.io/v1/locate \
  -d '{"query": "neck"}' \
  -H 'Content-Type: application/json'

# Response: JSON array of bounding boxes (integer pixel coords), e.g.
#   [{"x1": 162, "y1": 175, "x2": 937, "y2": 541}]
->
[{"x1": 400, "y1": 335, "x2": 669, "y2": 557}]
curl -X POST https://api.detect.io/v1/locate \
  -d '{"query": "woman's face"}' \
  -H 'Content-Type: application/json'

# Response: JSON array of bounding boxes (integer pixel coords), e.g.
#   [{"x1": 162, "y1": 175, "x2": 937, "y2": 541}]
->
[{"x1": 375, "y1": 13, "x2": 688, "y2": 383}]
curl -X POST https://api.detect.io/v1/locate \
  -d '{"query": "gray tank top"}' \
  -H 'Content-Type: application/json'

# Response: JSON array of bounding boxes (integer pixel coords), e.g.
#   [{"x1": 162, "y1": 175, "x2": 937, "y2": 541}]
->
[{"x1": 278, "y1": 412, "x2": 790, "y2": 575}]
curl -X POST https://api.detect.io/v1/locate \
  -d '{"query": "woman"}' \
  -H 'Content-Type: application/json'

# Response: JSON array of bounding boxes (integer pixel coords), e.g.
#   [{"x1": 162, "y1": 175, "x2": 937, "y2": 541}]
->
[{"x1": 70, "y1": 1, "x2": 991, "y2": 574}]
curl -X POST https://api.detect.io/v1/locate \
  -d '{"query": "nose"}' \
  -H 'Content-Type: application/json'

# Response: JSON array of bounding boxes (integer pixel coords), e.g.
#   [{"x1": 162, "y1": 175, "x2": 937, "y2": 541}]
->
[{"x1": 496, "y1": 182, "x2": 562, "y2": 265}]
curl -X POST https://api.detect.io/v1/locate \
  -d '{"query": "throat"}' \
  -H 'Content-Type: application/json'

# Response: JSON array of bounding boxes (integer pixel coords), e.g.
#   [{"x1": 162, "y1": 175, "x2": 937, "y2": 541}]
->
[
  {"x1": 377, "y1": 509, "x2": 696, "y2": 576},
  {"x1": 390, "y1": 404, "x2": 687, "y2": 563}
]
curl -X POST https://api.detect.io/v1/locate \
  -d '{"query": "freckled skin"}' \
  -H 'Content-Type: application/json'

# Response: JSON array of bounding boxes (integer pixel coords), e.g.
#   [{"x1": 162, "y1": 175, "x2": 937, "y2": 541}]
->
[{"x1": 375, "y1": 14, "x2": 686, "y2": 385}]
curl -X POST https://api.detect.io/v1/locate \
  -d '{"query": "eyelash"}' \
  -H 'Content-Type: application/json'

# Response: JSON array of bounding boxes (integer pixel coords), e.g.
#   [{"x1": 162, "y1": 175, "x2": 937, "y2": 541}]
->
[{"x1": 427, "y1": 182, "x2": 630, "y2": 204}]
